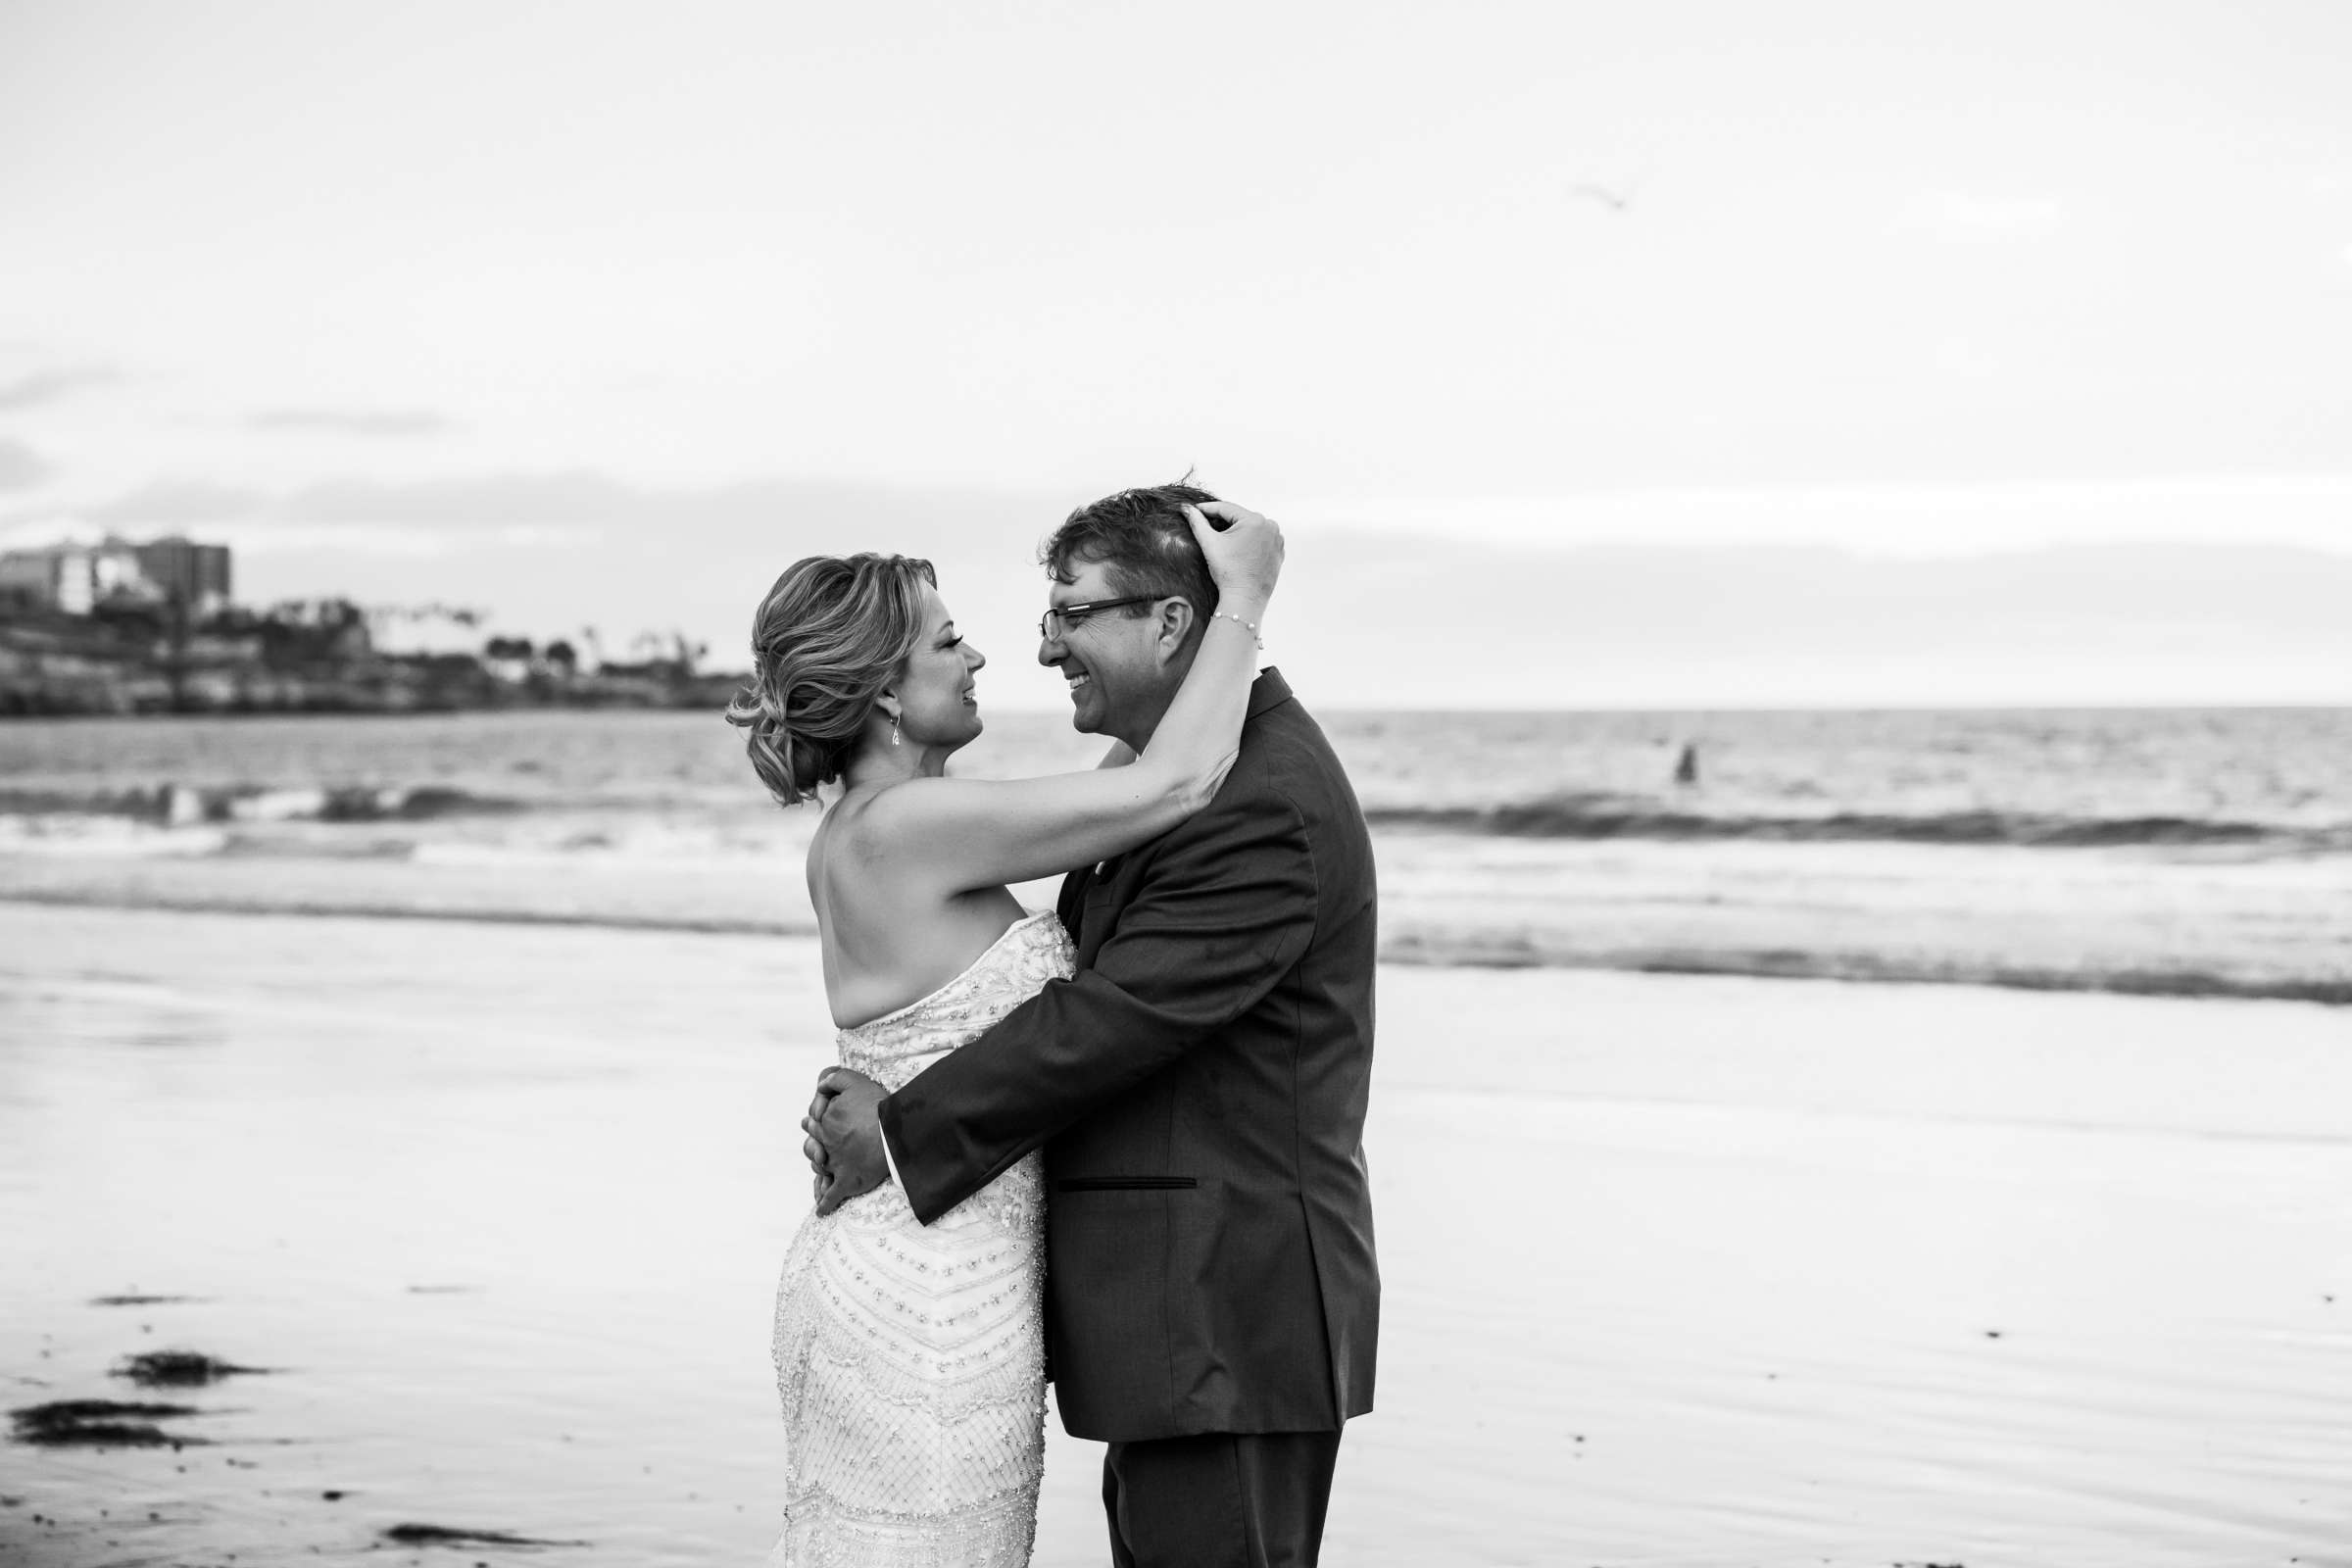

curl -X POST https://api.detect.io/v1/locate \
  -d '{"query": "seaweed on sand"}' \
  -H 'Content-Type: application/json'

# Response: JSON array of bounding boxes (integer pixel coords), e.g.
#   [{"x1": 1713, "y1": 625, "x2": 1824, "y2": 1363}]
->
[
  {"x1": 112, "y1": 1349, "x2": 268, "y2": 1387},
  {"x1": 10, "y1": 1398, "x2": 205, "y2": 1447},
  {"x1": 379, "y1": 1523, "x2": 587, "y2": 1548}
]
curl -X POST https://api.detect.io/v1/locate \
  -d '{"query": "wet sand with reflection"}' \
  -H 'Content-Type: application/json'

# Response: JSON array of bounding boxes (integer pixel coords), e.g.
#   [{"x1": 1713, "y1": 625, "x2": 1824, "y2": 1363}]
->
[{"x1": 3, "y1": 903, "x2": 2349, "y2": 1565}]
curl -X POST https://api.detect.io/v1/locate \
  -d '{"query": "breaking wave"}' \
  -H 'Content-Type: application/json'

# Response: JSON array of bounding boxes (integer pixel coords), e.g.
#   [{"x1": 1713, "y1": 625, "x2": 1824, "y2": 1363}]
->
[
  {"x1": 1, "y1": 881, "x2": 2342, "y2": 1004},
  {"x1": 1366, "y1": 796, "x2": 2352, "y2": 852},
  {"x1": 0, "y1": 783, "x2": 523, "y2": 825}
]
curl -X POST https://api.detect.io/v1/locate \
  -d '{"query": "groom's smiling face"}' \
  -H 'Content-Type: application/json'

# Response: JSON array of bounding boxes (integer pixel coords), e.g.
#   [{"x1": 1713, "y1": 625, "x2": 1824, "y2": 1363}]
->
[{"x1": 1038, "y1": 555, "x2": 1176, "y2": 746}]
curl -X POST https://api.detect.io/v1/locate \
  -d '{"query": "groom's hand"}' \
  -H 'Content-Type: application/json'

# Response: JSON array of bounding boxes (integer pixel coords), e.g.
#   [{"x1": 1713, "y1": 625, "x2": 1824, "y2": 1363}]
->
[{"x1": 803, "y1": 1066, "x2": 890, "y2": 1216}]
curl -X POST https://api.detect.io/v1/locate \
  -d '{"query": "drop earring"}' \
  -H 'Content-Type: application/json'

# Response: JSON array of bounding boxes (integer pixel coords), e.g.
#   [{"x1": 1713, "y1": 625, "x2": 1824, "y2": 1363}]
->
[{"x1": 890, "y1": 714, "x2": 902, "y2": 747}]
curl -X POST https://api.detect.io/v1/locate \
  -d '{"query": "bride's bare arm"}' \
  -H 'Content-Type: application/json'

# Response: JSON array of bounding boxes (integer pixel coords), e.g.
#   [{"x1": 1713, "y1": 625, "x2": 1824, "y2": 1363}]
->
[{"x1": 856, "y1": 504, "x2": 1279, "y2": 894}]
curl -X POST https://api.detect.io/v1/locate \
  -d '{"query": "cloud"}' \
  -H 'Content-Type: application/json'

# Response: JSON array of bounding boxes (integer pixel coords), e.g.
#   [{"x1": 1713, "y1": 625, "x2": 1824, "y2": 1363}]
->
[
  {"x1": 34, "y1": 471, "x2": 692, "y2": 535},
  {"x1": 247, "y1": 408, "x2": 459, "y2": 437},
  {"x1": 37, "y1": 468, "x2": 2352, "y2": 573},
  {"x1": 1895, "y1": 191, "x2": 2063, "y2": 240},
  {"x1": 1929, "y1": 334, "x2": 2003, "y2": 379},
  {"x1": 1281, "y1": 532, "x2": 2352, "y2": 706},
  {"x1": 49, "y1": 471, "x2": 1063, "y2": 551},
  {"x1": 1, "y1": 471, "x2": 1069, "y2": 643},
  {"x1": 0, "y1": 367, "x2": 121, "y2": 410},
  {"x1": 0, "y1": 438, "x2": 53, "y2": 493},
  {"x1": 70, "y1": 479, "x2": 273, "y2": 528},
  {"x1": 1286, "y1": 474, "x2": 2352, "y2": 558},
  {"x1": 13, "y1": 469, "x2": 2351, "y2": 703}
]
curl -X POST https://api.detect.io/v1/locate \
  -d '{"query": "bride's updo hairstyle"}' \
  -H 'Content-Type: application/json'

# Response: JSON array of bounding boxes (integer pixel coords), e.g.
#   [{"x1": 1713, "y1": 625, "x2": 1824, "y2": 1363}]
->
[{"x1": 726, "y1": 553, "x2": 938, "y2": 807}]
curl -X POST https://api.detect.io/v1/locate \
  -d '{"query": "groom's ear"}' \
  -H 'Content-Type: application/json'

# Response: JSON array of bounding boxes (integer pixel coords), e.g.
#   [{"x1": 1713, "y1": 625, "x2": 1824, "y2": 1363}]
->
[{"x1": 1152, "y1": 597, "x2": 1199, "y2": 665}]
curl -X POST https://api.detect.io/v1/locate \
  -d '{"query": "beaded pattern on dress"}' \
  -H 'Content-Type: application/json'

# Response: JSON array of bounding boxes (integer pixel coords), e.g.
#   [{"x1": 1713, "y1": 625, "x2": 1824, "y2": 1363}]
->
[{"x1": 767, "y1": 912, "x2": 1073, "y2": 1568}]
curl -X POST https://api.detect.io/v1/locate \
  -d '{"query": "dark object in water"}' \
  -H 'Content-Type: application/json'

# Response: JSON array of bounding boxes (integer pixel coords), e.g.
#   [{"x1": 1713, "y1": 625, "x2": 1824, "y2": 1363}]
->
[
  {"x1": 88, "y1": 1294, "x2": 205, "y2": 1307},
  {"x1": 11, "y1": 1398, "x2": 202, "y2": 1448},
  {"x1": 379, "y1": 1523, "x2": 585, "y2": 1548},
  {"x1": 113, "y1": 1350, "x2": 266, "y2": 1387},
  {"x1": 1674, "y1": 742, "x2": 1699, "y2": 786},
  {"x1": 318, "y1": 785, "x2": 525, "y2": 823}
]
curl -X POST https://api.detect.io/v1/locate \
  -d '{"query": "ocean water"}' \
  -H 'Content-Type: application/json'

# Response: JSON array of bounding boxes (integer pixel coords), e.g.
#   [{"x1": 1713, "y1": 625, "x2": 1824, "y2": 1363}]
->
[{"x1": 3, "y1": 705, "x2": 2348, "y2": 1002}]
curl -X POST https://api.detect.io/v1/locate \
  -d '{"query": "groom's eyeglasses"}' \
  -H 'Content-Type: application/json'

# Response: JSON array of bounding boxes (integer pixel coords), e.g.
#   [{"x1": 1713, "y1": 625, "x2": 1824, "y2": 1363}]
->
[{"x1": 1038, "y1": 596, "x2": 1162, "y2": 641}]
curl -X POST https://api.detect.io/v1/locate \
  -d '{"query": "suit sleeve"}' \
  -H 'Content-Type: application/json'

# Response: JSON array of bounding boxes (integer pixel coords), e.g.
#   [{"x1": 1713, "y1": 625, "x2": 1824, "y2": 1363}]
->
[{"x1": 878, "y1": 787, "x2": 1318, "y2": 1225}]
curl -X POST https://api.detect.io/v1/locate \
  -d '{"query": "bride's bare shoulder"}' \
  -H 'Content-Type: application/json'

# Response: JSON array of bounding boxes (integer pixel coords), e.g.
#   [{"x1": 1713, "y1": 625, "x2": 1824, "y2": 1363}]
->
[
  {"x1": 824, "y1": 774, "x2": 969, "y2": 852},
  {"x1": 811, "y1": 780, "x2": 945, "y2": 883}
]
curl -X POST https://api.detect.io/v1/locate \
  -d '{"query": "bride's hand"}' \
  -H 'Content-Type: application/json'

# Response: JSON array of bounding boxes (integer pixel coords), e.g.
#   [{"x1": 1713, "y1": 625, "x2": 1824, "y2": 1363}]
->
[{"x1": 1184, "y1": 502, "x2": 1282, "y2": 619}]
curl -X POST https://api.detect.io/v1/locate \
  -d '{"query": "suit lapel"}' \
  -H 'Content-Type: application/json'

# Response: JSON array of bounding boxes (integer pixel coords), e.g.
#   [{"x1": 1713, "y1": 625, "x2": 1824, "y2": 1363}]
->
[
  {"x1": 1057, "y1": 672, "x2": 1290, "y2": 967},
  {"x1": 1076, "y1": 854, "x2": 1131, "y2": 967},
  {"x1": 1059, "y1": 670, "x2": 1295, "y2": 966}
]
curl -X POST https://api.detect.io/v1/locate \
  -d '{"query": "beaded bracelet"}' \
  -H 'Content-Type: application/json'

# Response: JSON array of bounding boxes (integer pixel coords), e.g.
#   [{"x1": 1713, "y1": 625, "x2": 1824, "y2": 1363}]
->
[{"x1": 1210, "y1": 610, "x2": 1263, "y2": 649}]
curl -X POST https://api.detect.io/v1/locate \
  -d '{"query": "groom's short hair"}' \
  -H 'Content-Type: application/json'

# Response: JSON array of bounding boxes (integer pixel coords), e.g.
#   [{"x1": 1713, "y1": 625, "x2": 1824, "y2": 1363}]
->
[{"x1": 1042, "y1": 480, "x2": 1221, "y2": 629}]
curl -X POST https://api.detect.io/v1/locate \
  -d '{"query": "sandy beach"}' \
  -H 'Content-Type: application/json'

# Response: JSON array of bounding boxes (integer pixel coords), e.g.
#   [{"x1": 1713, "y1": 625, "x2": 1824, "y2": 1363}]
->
[{"x1": 5, "y1": 902, "x2": 2348, "y2": 1566}]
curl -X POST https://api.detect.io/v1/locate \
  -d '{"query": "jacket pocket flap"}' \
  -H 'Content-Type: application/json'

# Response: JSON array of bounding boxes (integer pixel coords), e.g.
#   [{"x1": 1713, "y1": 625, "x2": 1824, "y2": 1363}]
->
[{"x1": 1054, "y1": 1175, "x2": 1199, "y2": 1192}]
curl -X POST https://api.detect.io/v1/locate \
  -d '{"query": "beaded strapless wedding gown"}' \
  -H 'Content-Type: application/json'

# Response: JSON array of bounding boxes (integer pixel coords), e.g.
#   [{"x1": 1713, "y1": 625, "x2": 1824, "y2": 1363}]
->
[{"x1": 766, "y1": 910, "x2": 1073, "y2": 1568}]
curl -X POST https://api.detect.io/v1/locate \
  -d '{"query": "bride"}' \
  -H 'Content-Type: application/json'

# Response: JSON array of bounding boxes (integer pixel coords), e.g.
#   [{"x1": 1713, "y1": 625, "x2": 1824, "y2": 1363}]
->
[{"x1": 726, "y1": 502, "x2": 1281, "y2": 1566}]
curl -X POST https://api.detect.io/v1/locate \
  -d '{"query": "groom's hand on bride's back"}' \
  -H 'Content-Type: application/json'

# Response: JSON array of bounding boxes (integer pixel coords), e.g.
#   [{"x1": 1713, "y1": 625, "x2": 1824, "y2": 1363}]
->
[{"x1": 803, "y1": 1066, "x2": 891, "y2": 1216}]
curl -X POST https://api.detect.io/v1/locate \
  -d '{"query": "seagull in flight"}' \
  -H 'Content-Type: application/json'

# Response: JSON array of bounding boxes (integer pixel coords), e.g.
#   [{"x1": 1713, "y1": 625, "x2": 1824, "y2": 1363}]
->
[{"x1": 1566, "y1": 181, "x2": 1638, "y2": 213}]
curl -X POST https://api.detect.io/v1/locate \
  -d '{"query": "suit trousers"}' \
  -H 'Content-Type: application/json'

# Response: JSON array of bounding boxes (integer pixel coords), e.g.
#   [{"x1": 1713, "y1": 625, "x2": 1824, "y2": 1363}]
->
[{"x1": 1100, "y1": 1428, "x2": 1344, "y2": 1568}]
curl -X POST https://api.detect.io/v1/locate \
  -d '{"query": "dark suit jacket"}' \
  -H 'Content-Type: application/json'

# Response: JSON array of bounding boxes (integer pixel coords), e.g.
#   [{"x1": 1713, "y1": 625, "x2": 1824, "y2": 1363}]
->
[{"x1": 878, "y1": 668, "x2": 1379, "y2": 1444}]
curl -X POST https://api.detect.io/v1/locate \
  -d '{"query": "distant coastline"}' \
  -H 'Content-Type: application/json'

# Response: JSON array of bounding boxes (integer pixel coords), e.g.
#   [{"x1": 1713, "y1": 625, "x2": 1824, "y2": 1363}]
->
[{"x1": 0, "y1": 600, "x2": 745, "y2": 717}]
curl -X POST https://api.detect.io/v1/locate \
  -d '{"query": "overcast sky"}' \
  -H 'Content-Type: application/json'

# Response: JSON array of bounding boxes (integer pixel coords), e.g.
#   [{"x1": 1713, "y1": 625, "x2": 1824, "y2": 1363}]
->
[{"x1": 4, "y1": 0, "x2": 2349, "y2": 705}]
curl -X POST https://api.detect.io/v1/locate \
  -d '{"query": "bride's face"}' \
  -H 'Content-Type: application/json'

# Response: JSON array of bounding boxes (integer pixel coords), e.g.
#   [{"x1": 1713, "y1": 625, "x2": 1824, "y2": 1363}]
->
[{"x1": 892, "y1": 582, "x2": 986, "y2": 751}]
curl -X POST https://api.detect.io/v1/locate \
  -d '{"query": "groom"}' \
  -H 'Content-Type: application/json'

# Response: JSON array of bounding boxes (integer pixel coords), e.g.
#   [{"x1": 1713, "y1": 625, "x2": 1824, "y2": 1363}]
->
[{"x1": 805, "y1": 482, "x2": 1380, "y2": 1567}]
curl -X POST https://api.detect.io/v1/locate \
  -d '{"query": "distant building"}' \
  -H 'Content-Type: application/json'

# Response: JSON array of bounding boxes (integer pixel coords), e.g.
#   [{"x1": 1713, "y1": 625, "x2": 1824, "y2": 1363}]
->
[
  {"x1": 131, "y1": 536, "x2": 233, "y2": 616},
  {"x1": 0, "y1": 533, "x2": 235, "y2": 617},
  {"x1": 0, "y1": 544, "x2": 97, "y2": 613},
  {"x1": 89, "y1": 538, "x2": 149, "y2": 603}
]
